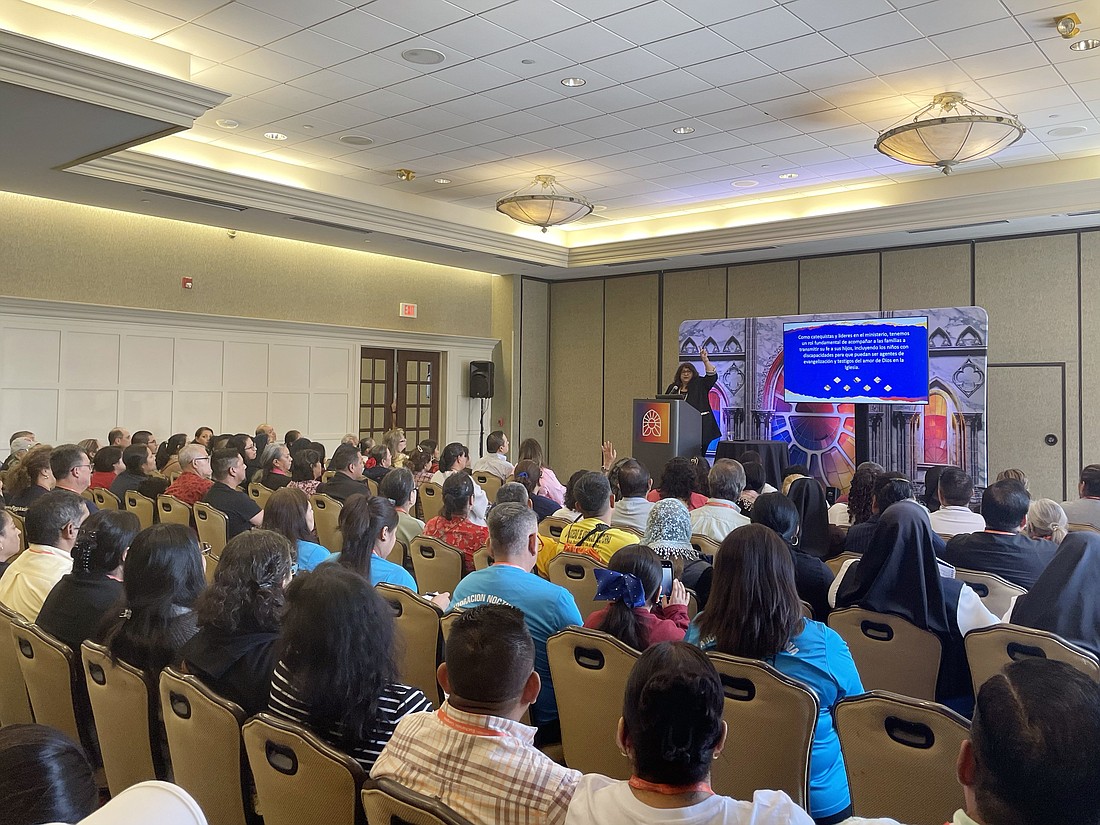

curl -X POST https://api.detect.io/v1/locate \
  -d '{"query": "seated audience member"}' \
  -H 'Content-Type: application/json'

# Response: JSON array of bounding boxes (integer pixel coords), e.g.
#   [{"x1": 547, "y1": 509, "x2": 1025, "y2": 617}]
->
[
  {"x1": 940, "y1": 479, "x2": 1055, "y2": 589},
  {"x1": 690, "y1": 459, "x2": 750, "y2": 542},
  {"x1": 1024, "y1": 498, "x2": 1068, "y2": 545},
  {"x1": 737, "y1": 461, "x2": 767, "y2": 516},
  {"x1": 0, "y1": 490, "x2": 87, "y2": 620},
  {"x1": 513, "y1": 459, "x2": 559, "y2": 521},
  {"x1": 1, "y1": 432, "x2": 36, "y2": 473},
  {"x1": 282, "y1": 430, "x2": 300, "y2": 449},
  {"x1": 0, "y1": 724, "x2": 98, "y2": 825},
  {"x1": 751, "y1": 492, "x2": 834, "y2": 621},
  {"x1": 956, "y1": 658, "x2": 1100, "y2": 825},
  {"x1": 334, "y1": 494, "x2": 441, "y2": 598},
  {"x1": 450, "y1": 503, "x2": 581, "y2": 745},
  {"x1": 829, "y1": 464, "x2": 880, "y2": 527},
  {"x1": 543, "y1": 472, "x2": 637, "y2": 572},
  {"x1": 51, "y1": 444, "x2": 96, "y2": 511},
  {"x1": 254, "y1": 422, "x2": 276, "y2": 451},
  {"x1": 373, "y1": 605, "x2": 581, "y2": 825},
  {"x1": 0, "y1": 507, "x2": 22, "y2": 578},
  {"x1": 316, "y1": 443, "x2": 368, "y2": 503},
  {"x1": 472, "y1": 430, "x2": 514, "y2": 480},
  {"x1": 98, "y1": 523, "x2": 205, "y2": 673},
  {"x1": 737, "y1": 450, "x2": 778, "y2": 494},
  {"x1": 930, "y1": 467, "x2": 986, "y2": 537},
  {"x1": 379, "y1": 467, "x2": 424, "y2": 549},
  {"x1": 408, "y1": 442, "x2": 436, "y2": 485},
  {"x1": 995, "y1": 467, "x2": 1029, "y2": 490},
  {"x1": 1062, "y1": 463, "x2": 1100, "y2": 531},
  {"x1": 643, "y1": 498, "x2": 712, "y2": 608},
  {"x1": 269, "y1": 564, "x2": 433, "y2": 771},
  {"x1": 89, "y1": 445, "x2": 124, "y2": 490},
  {"x1": 782, "y1": 464, "x2": 810, "y2": 495},
  {"x1": 262, "y1": 487, "x2": 330, "y2": 572},
  {"x1": 921, "y1": 465, "x2": 947, "y2": 513},
  {"x1": 431, "y1": 442, "x2": 488, "y2": 526},
  {"x1": 831, "y1": 501, "x2": 998, "y2": 713},
  {"x1": 363, "y1": 444, "x2": 392, "y2": 485},
  {"x1": 608, "y1": 458, "x2": 654, "y2": 532},
  {"x1": 687, "y1": 525, "x2": 861, "y2": 823},
  {"x1": 584, "y1": 544, "x2": 689, "y2": 649},
  {"x1": 354, "y1": 437, "x2": 375, "y2": 464},
  {"x1": 254, "y1": 443, "x2": 292, "y2": 490},
  {"x1": 181, "y1": 530, "x2": 292, "y2": 715},
  {"x1": 1008, "y1": 532, "x2": 1100, "y2": 656},
  {"x1": 518, "y1": 438, "x2": 565, "y2": 504},
  {"x1": 109, "y1": 444, "x2": 156, "y2": 500},
  {"x1": 287, "y1": 448, "x2": 323, "y2": 498},
  {"x1": 646, "y1": 456, "x2": 707, "y2": 510},
  {"x1": 787, "y1": 477, "x2": 832, "y2": 558},
  {"x1": 689, "y1": 455, "x2": 711, "y2": 500},
  {"x1": 4, "y1": 444, "x2": 54, "y2": 516},
  {"x1": 201, "y1": 449, "x2": 263, "y2": 540},
  {"x1": 156, "y1": 433, "x2": 188, "y2": 476},
  {"x1": 566, "y1": 641, "x2": 814, "y2": 825},
  {"x1": 164, "y1": 444, "x2": 214, "y2": 507},
  {"x1": 844, "y1": 473, "x2": 923, "y2": 555},
  {"x1": 108, "y1": 427, "x2": 132, "y2": 448},
  {"x1": 551, "y1": 469, "x2": 588, "y2": 521},
  {"x1": 496, "y1": 481, "x2": 529, "y2": 506},
  {"x1": 424, "y1": 473, "x2": 490, "y2": 574},
  {"x1": 381, "y1": 428, "x2": 408, "y2": 469},
  {"x1": 38, "y1": 510, "x2": 139, "y2": 652}
]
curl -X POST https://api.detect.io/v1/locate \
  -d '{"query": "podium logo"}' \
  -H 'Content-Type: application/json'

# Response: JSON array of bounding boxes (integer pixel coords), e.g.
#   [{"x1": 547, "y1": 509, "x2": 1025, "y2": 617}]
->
[{"x1": 636, "y1": 401, "x2": 670, "y2": 444}]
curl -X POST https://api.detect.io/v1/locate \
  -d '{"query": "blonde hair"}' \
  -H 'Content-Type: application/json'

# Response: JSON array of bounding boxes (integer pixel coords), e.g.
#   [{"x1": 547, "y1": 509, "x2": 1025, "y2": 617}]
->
[
  {"x1": 996, "y1": 468, "x2": 1029, "y2": 491},
  {"x1": 1025, "y1": 498, "x2": 1068, "y2": 544}
]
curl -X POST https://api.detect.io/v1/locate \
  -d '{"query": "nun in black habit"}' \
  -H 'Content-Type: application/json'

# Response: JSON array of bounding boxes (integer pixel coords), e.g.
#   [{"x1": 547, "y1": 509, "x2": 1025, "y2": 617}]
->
[
  {"x1": 665, "y1": 348, "x2": 721, "y2": 453},
  {"x1": 788, "y1": 476, "x2": 832, "y2": 559},
  {"x1": 830, "y1": 500, "x2": 998, "y2": 714}
]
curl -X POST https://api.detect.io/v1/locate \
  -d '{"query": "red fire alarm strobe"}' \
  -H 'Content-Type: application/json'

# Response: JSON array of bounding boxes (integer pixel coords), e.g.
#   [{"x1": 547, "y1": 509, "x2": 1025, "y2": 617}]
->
[
  {"x1": 400, "y1": 302, "x2": 417, "y2": 318},
  {"x1": 182, "y1": 277, "x2": 193, "y2": 289}
]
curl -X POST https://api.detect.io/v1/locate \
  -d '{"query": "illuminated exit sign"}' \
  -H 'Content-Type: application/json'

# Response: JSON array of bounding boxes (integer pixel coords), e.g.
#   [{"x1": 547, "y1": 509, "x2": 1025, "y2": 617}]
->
[{"x1": 400, "y1": 302, "x2": 418, "y2": 318}]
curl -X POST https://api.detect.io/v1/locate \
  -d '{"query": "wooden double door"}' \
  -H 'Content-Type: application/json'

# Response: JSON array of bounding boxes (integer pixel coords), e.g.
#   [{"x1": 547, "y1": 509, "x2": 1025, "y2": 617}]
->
[{"x1": 359, "y1": 347, "x2": 440, "y2": 448}]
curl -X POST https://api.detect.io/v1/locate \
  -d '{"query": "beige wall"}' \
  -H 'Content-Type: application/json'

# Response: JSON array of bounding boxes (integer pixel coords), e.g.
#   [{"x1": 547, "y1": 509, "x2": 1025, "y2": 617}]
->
[{"x1": 538, "y1": 235, "x2": 1096, "y2": 496}]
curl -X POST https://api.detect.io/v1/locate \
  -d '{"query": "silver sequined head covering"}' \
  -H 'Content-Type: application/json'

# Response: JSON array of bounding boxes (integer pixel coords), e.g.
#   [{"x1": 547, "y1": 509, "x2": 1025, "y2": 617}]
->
[{"x1": 642, "y1": 497, "x2": 696, "y2": 559}]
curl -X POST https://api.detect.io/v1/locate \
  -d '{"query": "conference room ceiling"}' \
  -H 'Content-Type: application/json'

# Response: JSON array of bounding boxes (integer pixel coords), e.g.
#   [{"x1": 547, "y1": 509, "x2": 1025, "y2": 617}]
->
[{"x1": 6, "y1": 0, "x2": 1100, "y2": 278}]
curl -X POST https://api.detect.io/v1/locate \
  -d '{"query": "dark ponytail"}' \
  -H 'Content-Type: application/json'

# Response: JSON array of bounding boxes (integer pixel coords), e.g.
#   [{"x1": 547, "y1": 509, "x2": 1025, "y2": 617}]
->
[
  {"x1": 337, "y1": 494, "x2": 399, "y2": 578},
  {"x1": 595, "y1": 544, "x2": 662, "y2": 651}
]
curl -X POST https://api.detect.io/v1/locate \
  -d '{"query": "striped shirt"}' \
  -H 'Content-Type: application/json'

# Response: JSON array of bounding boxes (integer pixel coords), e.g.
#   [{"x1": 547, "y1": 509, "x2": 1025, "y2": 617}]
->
[
  {"x1": 371, "y1": 702, "x2": 581, "y2": 825},
  {"x1": 268, "y1": 660, "x2": 433, "y2": 771}
]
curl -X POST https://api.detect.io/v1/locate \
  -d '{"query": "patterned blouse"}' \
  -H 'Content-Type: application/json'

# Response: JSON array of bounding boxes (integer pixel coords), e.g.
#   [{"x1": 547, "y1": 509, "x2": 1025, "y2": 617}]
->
[{"x1": 423, "y1": 516, "x2": 489, "y2": 573}]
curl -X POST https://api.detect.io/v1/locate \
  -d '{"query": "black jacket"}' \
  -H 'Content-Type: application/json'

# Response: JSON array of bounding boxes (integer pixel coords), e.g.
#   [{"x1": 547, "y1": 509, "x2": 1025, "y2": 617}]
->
[
  {"x1": 38, "y1": 574, "x2": 124, "y2": 653},
  {"x1": 181, "y1": 627, "x2": 280, "y2": 716},
  {"x1": 317, "y1": 473, "x2": 370, "y2": 503}
]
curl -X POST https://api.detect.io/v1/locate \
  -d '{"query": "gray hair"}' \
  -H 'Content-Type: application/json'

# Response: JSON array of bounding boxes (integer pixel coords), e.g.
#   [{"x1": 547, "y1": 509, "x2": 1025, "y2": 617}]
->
[
  {"x1": 495, "y1": 482, "x2": 529, "y2": 506},
  {"x1": 178, "y1": 444, "x2": 208, "y2": 468},
  {"x1": 1025, "y1": 498, "x2": 1068, "y2": 544},
  {"x1": 708, "y1": 459, "x2": 746, "y2": 502},
  {"x1": 487, "y1": 502, "x2": 537, "y2": 558}
]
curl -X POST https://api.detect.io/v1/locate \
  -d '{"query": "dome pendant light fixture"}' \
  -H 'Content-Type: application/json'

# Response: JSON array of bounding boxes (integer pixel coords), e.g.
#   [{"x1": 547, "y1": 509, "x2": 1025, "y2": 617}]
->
[
  {"x1": 874, "y1": 92, "x2": 1026, "y2": 175},
  {"x1": 496, "y1": 174, "x2": 593, "y2": 232}
]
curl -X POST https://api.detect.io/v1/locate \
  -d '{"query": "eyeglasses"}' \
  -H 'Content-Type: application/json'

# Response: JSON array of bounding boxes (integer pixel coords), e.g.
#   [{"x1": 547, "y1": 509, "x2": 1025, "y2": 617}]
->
[
  {"x1": 73, "y1": 464, "x2": 92, "y2": 470},
  {"x1": 193, "y1": 456, "x2": 211, "y2": 462}
]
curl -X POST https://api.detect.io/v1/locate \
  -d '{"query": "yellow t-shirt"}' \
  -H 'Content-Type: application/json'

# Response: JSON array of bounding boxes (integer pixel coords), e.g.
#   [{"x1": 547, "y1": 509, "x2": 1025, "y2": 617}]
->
[{"x1": 537, "y1": 517, "x2": 638, "y2": 575}]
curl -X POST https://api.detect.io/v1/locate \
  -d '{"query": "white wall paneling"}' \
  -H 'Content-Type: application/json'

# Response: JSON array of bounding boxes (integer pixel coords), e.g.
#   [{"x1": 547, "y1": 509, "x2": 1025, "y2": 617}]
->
[{"x1": 0, "y1": 298, "x2": 497, "y2": 456}]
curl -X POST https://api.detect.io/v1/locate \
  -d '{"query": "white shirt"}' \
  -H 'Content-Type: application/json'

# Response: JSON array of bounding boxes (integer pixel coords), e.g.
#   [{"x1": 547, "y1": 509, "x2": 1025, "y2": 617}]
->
[
  {"x1": 610, "y1": 497, "x2": 653, "y2": 533},
  {"x1": 1061, "y1": 497, "x2": 1100, "y2": 531},
  {"x1": 565, "y1": 774, "x2": 814, "y2": 825},
  {"x1": 928, "y1": 506, "x2": 986, "y2": 537},
  {"x1": 471, "y1": 453, "x2": 515, "y2": 480},
  {"x1": 690, "y1": 500, "x2": 750, "y2": 543},
  {"x1": 430, "y1": 470, "x2": 489, "y2": 527},
  {"x1": 58, "y1": 781, "x2": 207, "y2": 825},
  {"x1": 828, "y1": 502, "x2": 850, "y2": 526}
]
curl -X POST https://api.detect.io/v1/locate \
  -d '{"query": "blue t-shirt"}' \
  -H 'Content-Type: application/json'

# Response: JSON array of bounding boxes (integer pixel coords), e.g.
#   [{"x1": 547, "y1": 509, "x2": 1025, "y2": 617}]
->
[
  {"x1": 296, "y1": 540, "x2": 332, "y2": 572},
  {"x1": 449, "y1": 564, "x2": 582, "y2": 725},
  {"x1": 686, "y1": 617, "x2": 863, "y2": 819},
  {"x1": 322, "y1": 552, "x2": 417, "y2": 591}
]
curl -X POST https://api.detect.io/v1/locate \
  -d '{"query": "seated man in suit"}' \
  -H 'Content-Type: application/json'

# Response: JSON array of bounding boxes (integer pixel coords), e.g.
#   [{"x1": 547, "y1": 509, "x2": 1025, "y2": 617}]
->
[{"x1": 317, "y1": 443, "x2": 369, "y2": 502}]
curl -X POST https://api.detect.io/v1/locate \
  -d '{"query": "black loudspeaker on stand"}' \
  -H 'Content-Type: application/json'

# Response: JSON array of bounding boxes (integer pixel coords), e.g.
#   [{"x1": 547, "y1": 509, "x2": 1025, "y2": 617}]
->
[{"x1": 469, "y1": 361, "x2": 494, "y2": 398}]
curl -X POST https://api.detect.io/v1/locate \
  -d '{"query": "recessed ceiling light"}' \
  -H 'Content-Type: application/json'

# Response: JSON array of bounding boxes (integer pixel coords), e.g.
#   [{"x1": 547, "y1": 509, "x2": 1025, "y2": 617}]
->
[
  {"x1": 302, "y1": 124, "x2": 314, "y2": 130},
  {"x1": 339, "y1": 134, "x2": 374, "y2": 146},
  {"x1": 434, "y1": 178, "x2": 451, "y2": 184},
  {"x1": 401, "y1": 48, "x2": 446, "y2": 65},
  {"x1": 672, "y1": 125, "x2": 695, "y2": 135},
  {"x1": 521, "y1": 59, "x2": 536, "y2": 65},
  {"x1": 561, "y1": 77, "x2": 586, "y2": 87},
  {"x1": 264, "y1": 132, "x2": 287, "y2": 141},
  {"x1": 779, "y1": 172, "x2": 799, "y2": 179},
  {"x1": 732, "y1": 180, "x2": 759, "y2": 188},
  {"x1": 1049, "y1": 125, "x2": 1088, "y2": 137},
  {"x1": 1071, "y1": 38, "x2": 1100, "y2": 50},
  {"x1": 215, "y1": 119, "x2": 239, "y2": 129}
]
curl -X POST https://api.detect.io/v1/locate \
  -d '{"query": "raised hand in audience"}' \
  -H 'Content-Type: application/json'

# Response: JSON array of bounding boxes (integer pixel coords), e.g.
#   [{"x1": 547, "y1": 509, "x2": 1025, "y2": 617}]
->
[{"x1": 601, "y1": 441, "x2": 617, "y2": 473}]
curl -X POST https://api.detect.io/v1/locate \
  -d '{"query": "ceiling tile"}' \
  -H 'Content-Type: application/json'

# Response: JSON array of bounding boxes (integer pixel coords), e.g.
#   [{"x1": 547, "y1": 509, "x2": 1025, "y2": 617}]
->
[
  {"x1": 586, "y1": 48, "x2": 676, "y2": 83},
  {"x1": 136, "y1": 0, "x2": 224, "y2": 20},
  {"x1": 428, "y1": 15, "x2": 525, "y2": 54},
  {"x1": 644, "y1": 27, "x2": 737, "y2": 66},
  {"x1": 482, "y1": 0, "x2": 588, "y2": 39},
  {"x1": 598, "y1": 1, "x2": 700, "y2": 45},
  {"x1": 216, "y1": 96, "x2": 298, "y2": 126},
  {"x1": 666, "y1": 88, "x2": 744, "y2": 117},
  {"x1": 82, "y1": 0, "x2": 184, "y2": 38},
  {"x1": 712, "y1": 6, "x2": 813, "y2": 50},
  {"x1": 267, "y1": 29, "x2": 362, "y2": 68},
  {"x1": 824, "y1": 13, "x2": 924, "y2": 54},
  {"x1": 360, "y1": 0, "x2": 470, "y2": 33},
  {"x1": 955, "y1": 43, "x2": 1050, "y2": 79},
  {"x1": 433, "y1": 60, "x2": 521, "y2": 92},
  {"x1": 855, "y1": 38, "x2": 948, "y2": 75},
  {"x1": 305, "y1": 100, "x2": 378, "y2": 128},
  {"x1": 286, "y1": 69, "x2": 374, "y2": 99},
  {"x1": 311, "y1": 11, "x2": 416, "y2": 51},
  {"x1": 191, "y1": 4, "x2": 299, "y2": 46},
  {"x1": 251, "y1": 84, "x2": 335, "y2": 112},
  {"x1": 237, "y1": 0, "x2": 350, "y2": 27},
  {"x1": 192, "y1": 63, "x2": 278, "y2": 97},
  {"x1": 816, "y1": 76, "x2": 897, "y2": 107},
  {"x1": 227, "y1": 48, "x2": 318, "y2": 84},
  {"x1": 538, "y1": 22, "x2": 636, "y2": 62},
  {"x1": 398, "y1": 106, "x2": 471, "y2": 131},
  {"x1": 479, "y1": 42, "x2": 576, "y2": 77},
  {"x1": 930, "y1": 18, "x2": 1031, "y2": 60},
  {"x1": 786, "y1": 0, "x2": 895, "y2": 29},
  {"x1": 261, "y1": 112, "x2": 349, "y2": 138},
  {"x1": 980, "y1": 65, "x2": 1068, "y2": 100},
  {"x1": 348, "y1": 89, "x2": 429, "y2": 119},
  {"x1": 752, "y1": 33, "x2": 846, "y2": 72},
  {"x1": 785, "y1": 57, "x2": 874, "y2": 90},
  {"x1": 758, "y1": 92, "x2": 833, "y2": 119},
  {"x1": 627, "y1": 69, "x2": 711, "y2": 99},
  {"x1": 481, "y1": 80, "x2": 564, "y2": 108},
  {"x1": 784, "y1": 108, "x2": 861, "y2": 132},
  {"x1": 675, "y1": 0, "x2": 775, "y2": 25},
  {"x1": 700, "y1": 106, "x2": 774, "y2": 130},
  {"x1": 685, "y1": 52, "x2": 772, "y2": 86},
  {"x1": 900, "y1": 0, "x2": 1010, "y2": 36},
  {"x1": 766, "y1": 134, "x2": 826, "y2": 154},
  {"x1": 615, "y1": 101, "x2": 690, "y2": 127},
  {"x1": 330, "y1": 53, "x2": 419, "y2": 86},
  {"x1": 724, "y1": 73, "x2": 807, "y2": 104},
  {"x1": 568, "y1": 114, "x2": 636, "y2": 138},
  {"x1": 553, "y1": 0, "x2": 655, "y2": 18},
  {"x1": 155, "y1": 24, "x2": 256, "y2": 62},
  {"x1": 435, "y1": 93, "x2": 513, "y2": 119},
  {"x1": 388, "y1": 74, "x2": 470, "y2": 104},
  {"x1": 536, "y1": 96, "x2": 607, "y2": 123},
  {"x1": 574, "y1": 84, "x2": 655, "y2": 114}
]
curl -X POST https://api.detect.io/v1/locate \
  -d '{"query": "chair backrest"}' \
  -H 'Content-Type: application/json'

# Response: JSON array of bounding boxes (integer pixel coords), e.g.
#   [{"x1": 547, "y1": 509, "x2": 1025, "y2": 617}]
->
[
  {"x1": 167, "y1": 470, "x2": 182, "y2": 483},
  {"x1": 157, "y1": 495, "x2": 192, "y2": 527},
  {"x1": 690, "y1": 533, "x2": 721, "y2": 559},
  {"x1": 11, "y1": 619, "x2": 83, "y2": 745},
  {"x1": 619, "y1": 525, "x2": 643, "y2": 538},
  {"x1": 417, "y1": 482, "x2": 444, "y2": 521},
  {"x1": 547, "y1": 552, "x2": 604, "y2": 618},
  {"x1": 159, "y1": 668, "x2": 252, "y2": 825},
  {"x1": 1067, "y1": 522, "x2": 1100, "y2": 533},
  {"x1": 194, "y1": 503, "x2": 229, "y2": 584},
  {"x1": 248, "y1": 483, "x2": 273, "y2": 509},
  {"x1": 799, "y1": 600, "x2": 814, "y2": 620},
  {"x1": 827, "y1": 607, "x2": 942, "y2": 701},
  {"x1": 825, "y1": 551, "x2": 862, "y2": 575},
  {"x1": 471, "y1": 471, "x2": 502, "y2": 500},
  {"x1": 0, "y1": 603, "x2": 33, "y2": 725},
  {"x1": 964, "y1": 623, "x2": 1100, "y2": 695},
  {"x1": 547, "y1": 627, "x2": 640, "y2": 779},
  {"x1": 706, "y1": 653, "x2": 818, "y2": 807},
  {"x1": 408, "y1": 535, "x2": 464, "y2": 596},
  {"x1": 375, "y1": 583, "x2": 443, "y2": 705},
  {"x1": 80, "y1": 641, "x2": 159, "y2": 796},
  {"x1": 538, "y1": 515, "x2": 572, "y2": 541},
  {"x1": 472, "y1": 545, "x2": 492, "y2": 570},
  {"x1": 8, "y1": 511, "x2": 27, "y2": 553},
  {"x1": 953, "y1": 568, "x2": 1027, "y2": 617},
  {"x1": 439, "y1": 610, "x2": 462, "y2": 645},
  {"x1": 310, "y1": 494, "x2": 344, "y2": 554},
  {"x1": 243, "y1": 713, "x2": 365, "y2": 825},
  {"x1": 364, "y1": 478, "x2": 379, "y2": 497},
  {"x1": 91, "y1": 487, "x2": 120, "y2": 510},
  {"x1": 123, "y1": 490, "x2": 156, "y2": 530},
  {"x1": 834, "y1": 691, "x2": 969, "y2": 825},
  {"x1": 362, "y1": 778, "x2": 476, "y2": 825}
]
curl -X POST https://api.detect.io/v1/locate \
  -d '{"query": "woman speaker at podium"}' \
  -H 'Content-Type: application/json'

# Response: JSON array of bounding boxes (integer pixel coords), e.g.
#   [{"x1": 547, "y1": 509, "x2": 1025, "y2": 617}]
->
[{"x1": 665, "y1": 349, "x2": 721, "y2": 454}]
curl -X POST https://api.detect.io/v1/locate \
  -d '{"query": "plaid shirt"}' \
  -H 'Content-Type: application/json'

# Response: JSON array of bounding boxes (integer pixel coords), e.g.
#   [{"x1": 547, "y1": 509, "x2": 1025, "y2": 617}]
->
[{"x1": 371, "y1": 702, "x2": 580, "y2": 825}]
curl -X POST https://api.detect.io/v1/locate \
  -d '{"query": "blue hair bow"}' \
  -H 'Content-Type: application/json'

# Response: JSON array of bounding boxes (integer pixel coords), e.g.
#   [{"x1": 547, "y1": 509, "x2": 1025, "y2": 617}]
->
[{"x1": 593, "y1": 568, "x2": 647, "y2": 608}]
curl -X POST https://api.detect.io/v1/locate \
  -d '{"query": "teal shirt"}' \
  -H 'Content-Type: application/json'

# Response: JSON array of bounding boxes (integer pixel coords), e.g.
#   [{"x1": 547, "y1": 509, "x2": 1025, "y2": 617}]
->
[{"x1": 324, "y1": 552, "x2": 417, "y2": 591}]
